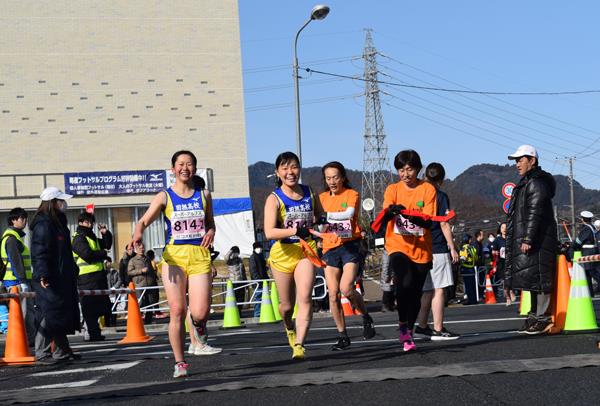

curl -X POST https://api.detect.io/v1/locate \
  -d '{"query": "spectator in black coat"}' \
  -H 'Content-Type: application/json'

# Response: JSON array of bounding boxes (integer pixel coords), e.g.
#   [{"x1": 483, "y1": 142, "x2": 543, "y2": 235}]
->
[
  {"x1": 506, "y1": 145, "x2": 557, "y2": 335},
  {"x1": 30, "y1": 187, "x2": 80, "y2": 363},
  {"x1": 249, "y1": 242, "x2": 269, "y2": 317}
]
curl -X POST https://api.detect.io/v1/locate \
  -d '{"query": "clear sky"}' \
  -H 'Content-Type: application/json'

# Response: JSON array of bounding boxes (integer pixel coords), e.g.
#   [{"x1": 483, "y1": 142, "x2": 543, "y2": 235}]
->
[{"x1": 239, "y1": 1, "x2": 600, "y2": 190}]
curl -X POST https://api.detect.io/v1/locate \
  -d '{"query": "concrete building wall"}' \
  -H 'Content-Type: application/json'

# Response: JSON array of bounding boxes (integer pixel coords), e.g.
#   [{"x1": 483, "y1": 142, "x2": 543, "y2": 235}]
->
[{"x1": 0, "y1": 0, "x2": 248, "y2": 211}]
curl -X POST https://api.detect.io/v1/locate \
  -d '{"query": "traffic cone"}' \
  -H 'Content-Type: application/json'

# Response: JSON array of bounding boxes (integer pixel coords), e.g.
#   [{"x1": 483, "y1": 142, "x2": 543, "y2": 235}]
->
[
  {"x1": 292, "y1": 302, "x2": 298, "y2": 320},
  {"x1": 118, "y1": 282, "x2": 154, "y2": 344},
  {"x1": 519, "y1": 290, "x2": 531, "y2": 316},
  {"x1": 563, "y1": 254, "x2": 599, "y2": 333},
  {"x1": 0, "y1": 287, "x2": 35, "y2": 365},
  {"x1": 270, "y1": 281, "x2": 282, "y2": 321},
  {"x1": 353, "y1": 283, "x2": 363, "y2": 315},
  {"x1": 549, "y1": 254, "x2": 570, "y2": 334},
  {"x1": 222, "y1": 280, "x2": 243, "y2": 328},
  {"x1": 484, "y1": 274, "x2": 497, "y2": 304},
  {"x1": 259, "y1": 280, "x2": 277, "y2": 324},
  {"x1": 341, "y1": 294, "x2": 355, "y2": 317}
]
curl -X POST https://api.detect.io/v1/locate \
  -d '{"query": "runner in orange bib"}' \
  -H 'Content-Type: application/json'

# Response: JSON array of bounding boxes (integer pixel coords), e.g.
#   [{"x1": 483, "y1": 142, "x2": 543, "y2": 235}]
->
[{"x1": 318, "y1": 161, "x2": 375, "y2": 350}]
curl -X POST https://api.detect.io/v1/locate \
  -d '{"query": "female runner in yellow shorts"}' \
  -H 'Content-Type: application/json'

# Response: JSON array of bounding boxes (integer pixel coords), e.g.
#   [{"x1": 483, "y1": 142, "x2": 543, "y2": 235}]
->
[
  {"x1": 132, "y1": 150, "x2": 216, "y2": 378},
  {"x1": 264, "y1": 151, "x2": 322, "y2": 360}
]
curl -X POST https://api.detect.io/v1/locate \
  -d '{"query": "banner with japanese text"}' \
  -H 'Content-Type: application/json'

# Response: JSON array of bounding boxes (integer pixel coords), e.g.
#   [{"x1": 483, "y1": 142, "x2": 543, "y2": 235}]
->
[{"x1": 64, "y1": 170, "x2": 167, "y2": 196}]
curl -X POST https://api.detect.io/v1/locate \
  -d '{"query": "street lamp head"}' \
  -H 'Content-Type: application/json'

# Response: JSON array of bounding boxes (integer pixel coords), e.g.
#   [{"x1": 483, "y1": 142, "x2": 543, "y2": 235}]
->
[{"x1": 310, "y1": 5, "x2": 330, "y2": 20}]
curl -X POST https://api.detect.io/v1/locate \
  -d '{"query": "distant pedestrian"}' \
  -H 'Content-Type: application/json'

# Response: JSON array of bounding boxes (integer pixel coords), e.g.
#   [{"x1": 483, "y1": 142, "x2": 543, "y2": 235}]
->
[
  {"x1": 225, "y1": 246, "x2": 247, "y2": 313},
  {"x1": 128, "y1": 242, "x2": 158, "y2": 323},
  {"x1": 492, "y1": 223, "x2": 515, "y2": 305},
  {"x1": 30, "y1": 187, "x2": 80, "y2": 363},
  {"x1": 249, "y1": 242, "x2": 269, "y2": 318},
  {"x1": 459, "y1": 234, "x2": 479, "y2": 305},
  {"x1": 506, "y1": 145, "x2": 557, "y2": 335},
  {"x1": 571, "y1": 211, "x2": 600, "y2": 296}
]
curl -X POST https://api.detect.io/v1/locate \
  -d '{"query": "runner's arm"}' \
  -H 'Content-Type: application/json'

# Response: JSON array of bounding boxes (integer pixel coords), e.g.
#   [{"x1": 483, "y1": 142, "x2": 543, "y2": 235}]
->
[
  {"x1": 264, "y1": 194, "x2": 297, "y2": 240},
  {"x1": 132, "y1": 192, "x2": 167, "y2": 247}
]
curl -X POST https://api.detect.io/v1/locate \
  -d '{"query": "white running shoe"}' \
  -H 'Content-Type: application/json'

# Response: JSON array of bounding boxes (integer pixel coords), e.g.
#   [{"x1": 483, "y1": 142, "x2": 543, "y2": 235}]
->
[
  {"x1": 193, "y1": 342, "x2": 222, "y2": 355},
  {"x1": 173, "y1": 362, "x2": 188, "y2": 379}
]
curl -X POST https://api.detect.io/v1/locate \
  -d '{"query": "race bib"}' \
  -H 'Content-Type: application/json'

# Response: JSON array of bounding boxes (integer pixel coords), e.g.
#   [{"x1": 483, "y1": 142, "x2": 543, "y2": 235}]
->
[
  {"x1": 171, "y1": 209, "x2": 206, "y2": 240},
  {"x1": 393, "y1": 215, "x2": 423, "y2": 236},
  {"x1": 326, "y1": 219, "x2": 353, "y2": 239},
  {"x1": 283, "y1": 211, "x2": 313, "y2": 230}
]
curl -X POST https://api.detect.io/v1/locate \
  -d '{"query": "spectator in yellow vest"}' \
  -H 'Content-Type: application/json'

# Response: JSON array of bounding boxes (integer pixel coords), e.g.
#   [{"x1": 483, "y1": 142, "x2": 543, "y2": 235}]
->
[
  {"x1": 1, "y1": 208, "x2": 35, "y2": 342},
  {"x1": 72, "y1": 212, "x2": 112, "y2": 341}
]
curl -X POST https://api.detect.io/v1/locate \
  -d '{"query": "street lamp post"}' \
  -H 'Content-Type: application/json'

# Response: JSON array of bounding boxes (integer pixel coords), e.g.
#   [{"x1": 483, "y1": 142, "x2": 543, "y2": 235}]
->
[{"x1": 293, "y1": 5, "x2": 330, "y2": 167}]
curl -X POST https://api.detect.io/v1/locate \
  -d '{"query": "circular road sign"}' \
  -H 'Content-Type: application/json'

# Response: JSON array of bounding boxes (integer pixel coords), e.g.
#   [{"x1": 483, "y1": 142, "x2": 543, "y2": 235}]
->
[
  {"x1": 502, "y1": 182, "x2": 516, "y2": 199},
  {"x1": 502, "y1": 198, "x2": 511, "y2": 214}
]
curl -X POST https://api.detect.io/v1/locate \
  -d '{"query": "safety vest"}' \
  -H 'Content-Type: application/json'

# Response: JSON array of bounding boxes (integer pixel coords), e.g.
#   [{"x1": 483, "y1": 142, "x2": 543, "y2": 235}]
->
[
  {"x1": 1, "y1": 228, "x2": 32, "y2": 281},
  {"x1": 72, "y1": 233, "x2": 104, "y2": 275}
]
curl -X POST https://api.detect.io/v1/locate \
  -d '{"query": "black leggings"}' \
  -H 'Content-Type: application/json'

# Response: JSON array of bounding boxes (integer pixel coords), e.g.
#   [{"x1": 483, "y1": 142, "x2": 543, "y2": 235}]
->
[{"x1": 389, "y1": 252, "x2": 431, "y2": 329}]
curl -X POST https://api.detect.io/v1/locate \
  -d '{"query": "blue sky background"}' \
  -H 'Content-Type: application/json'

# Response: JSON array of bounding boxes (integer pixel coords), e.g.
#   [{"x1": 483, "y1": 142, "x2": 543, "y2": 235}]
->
[{"x1": 239, "y1": 1, "x2": 600, "y2": 189}]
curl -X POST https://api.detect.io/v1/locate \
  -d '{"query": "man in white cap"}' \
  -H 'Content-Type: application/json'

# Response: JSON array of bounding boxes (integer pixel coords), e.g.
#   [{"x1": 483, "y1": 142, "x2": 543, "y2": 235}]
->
[
  {"x1": 505, "y1": 145, "x2": 558, "y2": 335},
  {"x1": 572, "y1": 210, "x2": 599, "y2": 296}
]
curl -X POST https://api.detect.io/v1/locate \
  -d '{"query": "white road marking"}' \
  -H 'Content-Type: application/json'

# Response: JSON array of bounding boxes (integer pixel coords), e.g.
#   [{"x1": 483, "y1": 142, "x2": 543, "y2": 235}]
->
[
  {"x1": 31, "y1": 361, "x2": 142, "y2": 377},
  {"x1": 28, "y1": 379, "x2": 99, "y2": 389}
]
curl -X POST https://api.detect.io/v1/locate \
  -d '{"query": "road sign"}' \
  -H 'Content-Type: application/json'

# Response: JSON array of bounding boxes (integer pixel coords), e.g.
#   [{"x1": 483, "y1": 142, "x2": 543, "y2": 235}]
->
[
  {"x1": 502, "y1": 198, "x2": 511, "y2": 214},
  {"x1": 502, "y1": 182, "x2": 516, "y2": 199}
]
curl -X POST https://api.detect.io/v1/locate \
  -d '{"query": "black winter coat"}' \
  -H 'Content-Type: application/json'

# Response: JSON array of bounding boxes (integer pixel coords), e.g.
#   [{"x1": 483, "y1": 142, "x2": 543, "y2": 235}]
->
[
  {"x1": 505, "y1": 166, "x2": 558, "y2": 293},
  {"x1": 30, "y1": 212, "x2": 80, "y2": 335}
]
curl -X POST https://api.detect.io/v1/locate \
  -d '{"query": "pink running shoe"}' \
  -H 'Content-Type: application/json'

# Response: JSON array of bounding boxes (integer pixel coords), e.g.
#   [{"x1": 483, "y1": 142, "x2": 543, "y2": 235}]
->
[
  {"x1": 399, "y1": 328, "x2": 412, "y2": 343},
  {"x1": 403, "y1": 339, "x2": 417, "y2": 352}
]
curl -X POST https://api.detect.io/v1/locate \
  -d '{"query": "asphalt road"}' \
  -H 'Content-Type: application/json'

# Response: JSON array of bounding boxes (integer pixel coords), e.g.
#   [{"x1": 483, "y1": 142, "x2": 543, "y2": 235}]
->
[{"x1": 2, "y1": 301, "x2": 600, "y2": 405}]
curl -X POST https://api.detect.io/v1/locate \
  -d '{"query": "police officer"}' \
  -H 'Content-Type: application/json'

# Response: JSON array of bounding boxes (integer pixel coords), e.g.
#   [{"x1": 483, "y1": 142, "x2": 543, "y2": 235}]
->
[
  {"x1": 572, "y1": 211, "x2": 599, "y2": 296},
  {"x1": 72, "y1": 212, "x2": 112, "y2": 341},
  {"x1": 1, "y1": 208, "x2": 35, "y2": 342}
]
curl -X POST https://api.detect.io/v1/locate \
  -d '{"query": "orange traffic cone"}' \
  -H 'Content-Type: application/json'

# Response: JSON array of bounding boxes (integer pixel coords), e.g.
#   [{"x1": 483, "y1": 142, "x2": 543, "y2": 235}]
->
[
  {"x1": 0, "y1": 287, "x2": 35, "y2": 365},
  {"x1": 353, "y1": 283, "x2": 363, "y2": 315},
  {"x1": 484, "y1": 274, "x2": 497, "y2": 304},
  {"x1": 118, "y1": 282, "x2": 154, "y2": 345},
  {"x1": 341, "y1": 294, "x2": 355, "y2": 317},
  {"x1": 550, "y1": 254, "x2": 570, "y2": 334}
]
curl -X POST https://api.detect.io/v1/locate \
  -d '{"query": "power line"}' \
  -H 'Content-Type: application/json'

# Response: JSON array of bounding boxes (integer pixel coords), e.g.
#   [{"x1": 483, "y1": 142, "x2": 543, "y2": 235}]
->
[
  {"x1": 304, "y1": 67, "x2": 600, "y2": 96},
  {"x1": 245, "y1": 93, "x2": 360, "y2": 112},
  {"x1": 243, "y1": 55, "x2": 359, "y2": 74}
]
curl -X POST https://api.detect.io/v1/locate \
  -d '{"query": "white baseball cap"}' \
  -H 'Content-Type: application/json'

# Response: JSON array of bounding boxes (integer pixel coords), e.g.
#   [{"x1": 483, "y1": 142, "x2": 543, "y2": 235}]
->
[
  {"x1": 508, "y1": 145, "x2": 539, "y2": 160},
  {"x1": 580, "y1": 210, "x2": 594, "y2": 219},
  {"x1": 40, "y1": 186, "x2": 73, "y2": 201},
  {"x1": 594, "y1": 220, "x2": 600, "y2": 229}
]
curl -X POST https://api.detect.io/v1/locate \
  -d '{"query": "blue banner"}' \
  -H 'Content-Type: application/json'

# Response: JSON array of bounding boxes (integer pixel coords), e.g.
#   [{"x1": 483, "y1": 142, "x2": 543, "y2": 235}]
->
[{"x1": 64, "y1": 170, "x2": 167, "y2": 196}]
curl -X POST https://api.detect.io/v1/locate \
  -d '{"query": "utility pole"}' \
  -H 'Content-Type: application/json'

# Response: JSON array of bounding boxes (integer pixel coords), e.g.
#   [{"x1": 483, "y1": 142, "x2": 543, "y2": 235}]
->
[
  {"x1": 568, "y1": 157, "x2": 576, "y2": 237},
  {"x1": 360, "y1": 28, "x2": 392, "y2": 226}
]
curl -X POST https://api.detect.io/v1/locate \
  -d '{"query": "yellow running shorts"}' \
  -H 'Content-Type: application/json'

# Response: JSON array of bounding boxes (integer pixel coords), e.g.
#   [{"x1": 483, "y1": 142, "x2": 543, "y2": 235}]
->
[
  {"x1": 160, "y1": 244, "x2": 211, "y2": 276},
  {"x1": 268, "y1": 239, "x2": 317, "y2": 274}
]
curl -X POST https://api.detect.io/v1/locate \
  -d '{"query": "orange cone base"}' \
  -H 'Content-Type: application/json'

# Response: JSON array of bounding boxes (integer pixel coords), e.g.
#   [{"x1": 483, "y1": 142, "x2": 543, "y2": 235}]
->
[
  {"x1": 118, "y1": 335, "x2": 154, "y2": 345},
  {"x1": 0, "y1": 355, "x2": 36, "y2": 366}
]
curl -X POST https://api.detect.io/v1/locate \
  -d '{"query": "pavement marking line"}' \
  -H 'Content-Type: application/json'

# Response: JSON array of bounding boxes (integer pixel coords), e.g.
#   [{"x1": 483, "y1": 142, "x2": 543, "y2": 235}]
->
[
  {"x1": 70, "y1": 342, "x2": 120, "y2": 349},
  {"x1": 30, "y1": 361, "x2": 142, "y2": 377},
  {"x1": 80, "y1": 343, "x2": 171, "y2": 354},
  {"x1": 27, "y1": 379, "x2": 99, "y2": 389},
  {"x1": 224, "y1": 330, "x2": 520, "y2": 352}
]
